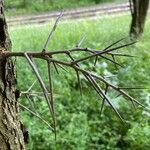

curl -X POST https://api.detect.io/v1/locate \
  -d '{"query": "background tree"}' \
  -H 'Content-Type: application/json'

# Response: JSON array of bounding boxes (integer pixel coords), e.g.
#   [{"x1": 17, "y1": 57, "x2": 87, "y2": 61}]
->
[
  {"x1": 0, "y1": 0, "x2": 26, "y2": 149},
  {"x1": 130, "y1": 0, "x2": 149, "y2": 38}
]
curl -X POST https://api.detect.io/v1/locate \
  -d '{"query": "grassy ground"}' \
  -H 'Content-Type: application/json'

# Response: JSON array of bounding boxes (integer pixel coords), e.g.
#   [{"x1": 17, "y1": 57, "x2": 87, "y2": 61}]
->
[
  {"x1": 6, "y1": 0, "x2": 126, "y2": 16},
  {"x1": 9, "y1": 14, "x2": 150, "y2": 149}
]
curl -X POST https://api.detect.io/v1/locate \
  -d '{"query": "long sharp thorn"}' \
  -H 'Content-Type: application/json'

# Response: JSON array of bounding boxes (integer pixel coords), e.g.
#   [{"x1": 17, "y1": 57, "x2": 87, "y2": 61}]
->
[
  {"x1": 76, "y1": 34, "x2": 86, "y2": 48},
  {"x1": 67, "y1": 53, "x2": 84, "y2": 96},
  {"x1": 26, "y1": 94, "x2": 38, "y2": 114},
  {"x1": 53, "y1": 62, "x2": 59, "y2": 74},
  {"x1": 108, "y1": 53, "x2": 136, "y2": 57},
  {"x1": 27, "y1": 80, "x2": 37, "y2": 93},
  {"x1": 103, "y1": 38, "x2": 126, "y2": 51},
  {"x1": 24, "y1": 53, "x2": 54, "y2": 122},
  {"x1": 103, "y1": 42, "x2": 136, "y2": 53},
  {"x1": 94, "y1": 56, "x2": 98, "y2": 66},
  {"x1": 76, "y1": 71, "x2": 82, "y2": 96},
  {"x1": 115, "y1": 93, "x2": 122, "y2": 98},
  {"x1": 100, "y1": 84, "x2": 109, "y2": 116},
  {"x1": 47, "y1": 61, "x2": 56, "y2": 140},
  {"x1": 19, "y1": 102, "x2": 54, "y2": 131},
  {"x1": 67, "y1": 53, "x2": 75, "y2": 61},
  {"x1": 56, "y1": 63, "x2": 68, "y2": 72},
  {"x1": 100, "y1": 55, "x2": 124, "y2": 68},
  {"x1": 42, "y1": 11, "x2": 64, "y2": 52},
  {"x1": 119, "y1": 87, "x2": 148, "y2": 90},
  {"x1": 120, "y1": 89, "x2": 145, "y2": 109},
  {"x1": 111, "y1": 54, "x2": 118, "y2": 70}
]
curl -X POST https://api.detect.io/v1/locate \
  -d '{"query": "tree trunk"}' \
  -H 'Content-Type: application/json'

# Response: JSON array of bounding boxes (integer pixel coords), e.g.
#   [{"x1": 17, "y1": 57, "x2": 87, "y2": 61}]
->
[
  {"x1": 130, "y1": 0, "x2": 149, "y2": 38},
  {"x1": 0, "y1": 0, "x2": 26, "y2": 149}
]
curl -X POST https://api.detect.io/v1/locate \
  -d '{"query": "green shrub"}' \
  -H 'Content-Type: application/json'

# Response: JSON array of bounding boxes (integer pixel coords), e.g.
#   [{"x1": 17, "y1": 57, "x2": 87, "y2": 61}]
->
[{"x1": 124, "y1": 116, "x2": 150, "y2": 150}]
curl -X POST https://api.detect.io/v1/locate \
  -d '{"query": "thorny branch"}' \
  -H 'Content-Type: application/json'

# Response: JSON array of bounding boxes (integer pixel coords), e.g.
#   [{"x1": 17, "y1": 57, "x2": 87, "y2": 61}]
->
[{"x1": 0, "y1": 12, "x2": 148, "y2": 137}]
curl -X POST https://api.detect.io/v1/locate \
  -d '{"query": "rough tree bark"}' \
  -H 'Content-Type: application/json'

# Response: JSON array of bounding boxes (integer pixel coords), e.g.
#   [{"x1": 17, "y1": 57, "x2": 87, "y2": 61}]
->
[
  {"x1": 0, "y1": 0, "x2": 26, "y2": 149},
  {"x1": 130, "y1": 0, "x2": 149, "y2": 38}
]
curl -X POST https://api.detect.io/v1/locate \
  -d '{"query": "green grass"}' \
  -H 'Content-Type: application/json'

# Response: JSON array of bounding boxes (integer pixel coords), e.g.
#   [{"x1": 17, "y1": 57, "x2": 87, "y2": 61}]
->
[
  {"x1": 9, "y1": 14, "x2": 150, "y2": 149},
  {"x1": 10, "y1": 15, "x2": 131, "y2": 51}
]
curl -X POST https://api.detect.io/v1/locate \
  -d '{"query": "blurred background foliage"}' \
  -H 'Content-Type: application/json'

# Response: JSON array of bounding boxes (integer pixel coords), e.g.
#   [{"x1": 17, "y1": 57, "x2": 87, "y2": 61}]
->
[
  {"x1": 5, "y1": 0, "x2": 125, "y2": 15},
  {"x1": 8, "y1": 13, "x2": 150, "y2": 149}
]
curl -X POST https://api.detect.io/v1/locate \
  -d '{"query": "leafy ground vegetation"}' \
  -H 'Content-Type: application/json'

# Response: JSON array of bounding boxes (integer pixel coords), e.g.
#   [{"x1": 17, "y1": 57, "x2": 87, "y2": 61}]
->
[
  {"x1": 5, "y1": 0, "x2": 125, "y2": 16},
  {"x1": 9, "y1": 15, "x2": 150, "y2": 149}
]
